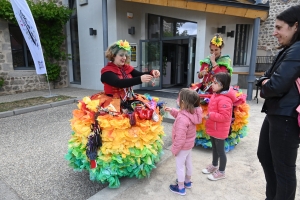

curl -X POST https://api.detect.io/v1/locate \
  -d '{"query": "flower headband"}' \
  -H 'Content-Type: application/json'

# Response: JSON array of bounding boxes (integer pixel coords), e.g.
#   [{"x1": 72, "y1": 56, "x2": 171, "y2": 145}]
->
[
  {"x1": 115, "y1": 40, "x2": 131, "y2": 51},
  {"x1": 211, "y1": 35, "x2": 223, "y2": 47}
]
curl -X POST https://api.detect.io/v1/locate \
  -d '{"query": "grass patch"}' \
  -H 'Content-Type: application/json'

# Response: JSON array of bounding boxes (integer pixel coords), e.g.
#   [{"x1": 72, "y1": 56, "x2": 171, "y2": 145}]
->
[{"x1": 0, "y1": 95, "x2": 75, "y2": 112}]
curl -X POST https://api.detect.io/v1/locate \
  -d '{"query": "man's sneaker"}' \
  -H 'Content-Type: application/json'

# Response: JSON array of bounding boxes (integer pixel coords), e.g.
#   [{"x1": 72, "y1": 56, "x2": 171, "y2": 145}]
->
[
  {"x1": 202, "y1": 164, "x2": 218, "y2": 174},
  {"x1": 207, "y1": 170, "x2": 226, "y2": 181},
  {"x1": 175, "y1": 179, "x2": 192, "y2": 188},
  {"x1": 169, "y1": 184, "x2": 186, "y2": 196}
]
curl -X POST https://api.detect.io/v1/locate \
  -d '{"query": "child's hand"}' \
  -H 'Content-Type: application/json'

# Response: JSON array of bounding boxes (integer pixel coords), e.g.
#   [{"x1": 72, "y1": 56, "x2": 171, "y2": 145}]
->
[{"x1": 164, "y1": 107, "x2": 172, "y2": 112}]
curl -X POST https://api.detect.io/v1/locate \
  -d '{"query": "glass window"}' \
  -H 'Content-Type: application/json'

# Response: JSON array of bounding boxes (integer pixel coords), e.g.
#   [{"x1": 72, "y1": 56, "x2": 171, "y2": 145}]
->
[
  {"x1": 148, "y1": 15, "x2": 160, "y2": 39},
  {"x1": 148, "y1": 14, "x2": 197, "y2": 39},
  {"x1": 9, "y1": 24, "x2": 34, "y2": 69},
  {"x1": 163, "y1": 17, "x2": 176, "y2": 37},
  {"x1": 163, "y1": 17, "x2": 197, "y2": 38},
  {"x1": 176, "y1": 22, "x2": 197, "y2": 36},
  {"x1": 233, "y1": 24, "x2": 250, "y2": 66}
]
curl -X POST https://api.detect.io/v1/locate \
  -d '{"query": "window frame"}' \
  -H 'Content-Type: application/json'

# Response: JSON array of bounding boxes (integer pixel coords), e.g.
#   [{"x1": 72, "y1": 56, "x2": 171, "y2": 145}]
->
[
  {"x1": 233, "y1": 24, "x2": 250, "y2": 66},
  {"x1": 9, "y1": 24, "x2": 35, "y2": 70}
]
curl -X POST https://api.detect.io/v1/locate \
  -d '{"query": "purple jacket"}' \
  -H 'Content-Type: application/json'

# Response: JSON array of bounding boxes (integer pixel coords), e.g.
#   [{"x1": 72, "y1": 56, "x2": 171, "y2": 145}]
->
[
  {"x1": 170, "y1": 107, "x2": 203, "y2": 156},
  {"x1": 205, "y1": 87, "x2": 246, "y2": 139}
]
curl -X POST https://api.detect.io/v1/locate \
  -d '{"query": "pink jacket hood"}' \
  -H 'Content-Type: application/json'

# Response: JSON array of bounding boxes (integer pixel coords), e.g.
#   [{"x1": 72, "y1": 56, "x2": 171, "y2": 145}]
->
[
  {"x1": 170, "y1": 107, "x2": 203, "y2": 156},
  {"x1": 180, "y1": 108, "x2": 203, "y2": 125},
  {"x1": 221, "y1": 87, "x2": 246, "y2": 106}
]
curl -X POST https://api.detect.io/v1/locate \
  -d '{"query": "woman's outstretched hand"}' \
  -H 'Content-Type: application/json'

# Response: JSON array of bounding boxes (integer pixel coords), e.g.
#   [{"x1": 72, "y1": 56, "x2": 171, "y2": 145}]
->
[
  {"x1": 152, "y1": 70, "x2": 160, "y2": 78},
  {"x1": 141, "y1": 74, "x2": 153, "y2": 83}
]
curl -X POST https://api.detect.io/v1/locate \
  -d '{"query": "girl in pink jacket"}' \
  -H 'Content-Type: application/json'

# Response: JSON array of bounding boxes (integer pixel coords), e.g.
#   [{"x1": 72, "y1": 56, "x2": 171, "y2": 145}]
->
[
  {"x1": 165, "y1": 88, "x2": 203, "y2": 196},
  {"x1": 202, "y1": 72, "x2": 245, "y2": 181}
]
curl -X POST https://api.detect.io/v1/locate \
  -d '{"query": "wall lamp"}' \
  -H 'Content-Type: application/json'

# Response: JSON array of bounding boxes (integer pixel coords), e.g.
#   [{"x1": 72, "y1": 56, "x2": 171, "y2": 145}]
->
[
  {"x1": 128, "y1": 26, "x2": 135, "y2": 35},
  {"x1": 89, "y1": 28, "x2": 97, "y2": 36},
  {"x1": 217, "y1": 26, "x2": 226, "y2": 34},
  {"x1": 227, "y1": 31, "x2": 235, "y2": 38}
]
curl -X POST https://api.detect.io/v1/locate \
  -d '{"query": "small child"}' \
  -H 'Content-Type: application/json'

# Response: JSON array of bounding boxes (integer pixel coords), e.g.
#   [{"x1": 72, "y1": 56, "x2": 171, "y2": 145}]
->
[
  {"x1": 165, "y1": 88, "x2": 203, "y2": 196},
  {"x1": 202, "y1": 72, "x2": 245, "y2": 181}
]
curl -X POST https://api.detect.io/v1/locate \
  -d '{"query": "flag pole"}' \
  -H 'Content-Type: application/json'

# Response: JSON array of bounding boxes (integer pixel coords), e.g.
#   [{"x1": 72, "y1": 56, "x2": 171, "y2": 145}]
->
[{"x1": 45, "y1": 73, "x2": 52, "y2": 97}]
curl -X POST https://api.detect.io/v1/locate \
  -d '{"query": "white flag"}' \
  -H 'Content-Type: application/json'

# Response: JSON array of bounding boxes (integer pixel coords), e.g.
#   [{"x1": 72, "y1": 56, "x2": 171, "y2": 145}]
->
[{"x1": 11, "y1": 0, "x2": 47, "y2": 74}]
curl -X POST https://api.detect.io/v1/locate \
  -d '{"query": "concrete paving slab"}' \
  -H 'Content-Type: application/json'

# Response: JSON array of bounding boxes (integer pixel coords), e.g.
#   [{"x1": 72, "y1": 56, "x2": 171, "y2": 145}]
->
[
  {"x1": 1, "y1": 87, "x2": 299, "y2": 200},
  {"x1": 0, "y1": 89, "x2": 175, "y2": 200}
]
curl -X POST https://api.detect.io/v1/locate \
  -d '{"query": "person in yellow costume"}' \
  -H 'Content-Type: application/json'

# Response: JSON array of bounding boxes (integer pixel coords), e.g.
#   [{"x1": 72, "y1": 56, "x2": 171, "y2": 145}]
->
[
  {"x1": 65, "y1": 40, "x2": 165, "y2": 188},
  {"x1": 190, "y1": 34, "x2": 249, "y2": 152}
]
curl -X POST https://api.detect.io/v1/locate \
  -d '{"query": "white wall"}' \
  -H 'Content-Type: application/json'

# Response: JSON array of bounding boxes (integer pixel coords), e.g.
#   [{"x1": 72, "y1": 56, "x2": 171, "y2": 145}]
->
[
  {"x1": 205, "y1": 13, "x2": 253, "y2": 64},
  {"x1": 205, "y1": 14, "x2": 254, "y2": 85},
  {"x1": 107, "y1": 1, "x2": 118, "y2": 47},
  {"x1": 69, "y1": 0, "x2": 105, "y2": 90},
  {"x1": 72, "y1": 0, "x2": 257, "y2": 90}
]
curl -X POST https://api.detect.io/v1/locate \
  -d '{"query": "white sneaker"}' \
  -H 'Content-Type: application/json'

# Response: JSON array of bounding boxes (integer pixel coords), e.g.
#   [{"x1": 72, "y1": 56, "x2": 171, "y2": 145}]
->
[
  {"x1": 207, "y1": 170, "x2": 226, "y2": 181},
  {"x1": 202, "y1": 164, "x2": 218, "y2": 174}
]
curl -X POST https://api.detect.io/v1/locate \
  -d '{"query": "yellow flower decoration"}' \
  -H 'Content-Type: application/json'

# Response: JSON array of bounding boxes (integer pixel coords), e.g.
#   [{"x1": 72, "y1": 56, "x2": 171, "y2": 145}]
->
[
  {"x1": 116, "y1": 40, "x2": 131, "y2": 51},
  {"x1": 211, "y1": 36, "x2": 223, "y2": 47},
  {"x1": 82, "y1": 97, "x2": 99, "y2": 112}
]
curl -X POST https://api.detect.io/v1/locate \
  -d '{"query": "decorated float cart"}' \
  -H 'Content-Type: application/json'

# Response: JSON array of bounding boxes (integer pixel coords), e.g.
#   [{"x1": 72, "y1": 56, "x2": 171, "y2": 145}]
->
[
  {"x1": 65, "y1": 92, "x2": 166, "y2": 188},
  {"x1": 190, "y1": 84, "x2": 249, "y2": 152}
]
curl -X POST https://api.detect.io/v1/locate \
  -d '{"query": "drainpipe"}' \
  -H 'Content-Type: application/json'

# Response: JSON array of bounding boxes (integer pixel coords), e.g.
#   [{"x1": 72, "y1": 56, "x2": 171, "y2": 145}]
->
[
  {"x1": 247, "y1": 17, "x2": 260, "y2": 101},
  {"x1": 102, "y1": 0, "x2": 108, "y2": 66}
]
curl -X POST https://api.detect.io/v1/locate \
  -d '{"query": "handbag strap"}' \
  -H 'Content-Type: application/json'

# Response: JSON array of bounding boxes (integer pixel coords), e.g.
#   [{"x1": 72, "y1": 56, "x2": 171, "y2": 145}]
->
[{"x1": 296, "y1": 78, "x2": 300, "y2": 93}]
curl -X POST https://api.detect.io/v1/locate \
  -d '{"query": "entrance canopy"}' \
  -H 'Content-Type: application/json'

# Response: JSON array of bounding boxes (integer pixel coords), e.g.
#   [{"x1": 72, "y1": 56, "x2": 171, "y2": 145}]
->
[{"x1": 123, "y1": 0, "x2": 269, "y2": 20}]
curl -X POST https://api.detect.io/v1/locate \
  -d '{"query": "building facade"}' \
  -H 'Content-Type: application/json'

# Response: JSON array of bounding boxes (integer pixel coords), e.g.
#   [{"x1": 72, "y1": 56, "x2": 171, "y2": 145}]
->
[
  {"x1": 0, "y1": 0, "x2": 292, "y2": 95},
  {"x1": 258, "y1": 0, "x2": 300, "y2": 56}
]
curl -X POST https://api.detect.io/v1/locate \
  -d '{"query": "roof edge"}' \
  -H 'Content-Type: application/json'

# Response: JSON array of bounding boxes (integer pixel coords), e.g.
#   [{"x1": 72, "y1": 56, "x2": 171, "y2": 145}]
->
[{"x1": 190, "y1": 0, "x2": 270, "y2": 11}]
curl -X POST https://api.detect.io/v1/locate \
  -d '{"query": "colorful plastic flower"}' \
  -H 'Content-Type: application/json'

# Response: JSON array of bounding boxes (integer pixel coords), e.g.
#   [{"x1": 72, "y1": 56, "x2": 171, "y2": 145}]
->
[
  {"x1": 211, "y1": 36, "x2": 223, "y2": 47},
  {"x1": 116, "y1": 40, "x2": 131, "y2": 51}
]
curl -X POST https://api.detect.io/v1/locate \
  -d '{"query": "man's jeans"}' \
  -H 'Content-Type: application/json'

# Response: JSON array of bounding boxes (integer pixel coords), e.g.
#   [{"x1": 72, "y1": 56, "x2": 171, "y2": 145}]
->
[{"x1": 257, "y1": 115, "x2": 300, "y2": 200}]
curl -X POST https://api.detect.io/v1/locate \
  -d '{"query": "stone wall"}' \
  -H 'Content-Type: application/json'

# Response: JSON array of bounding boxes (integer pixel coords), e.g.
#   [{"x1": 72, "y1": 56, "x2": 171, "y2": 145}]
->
[
  {"x1": 258, "y1": 0, "x2": 300, "y2": 56},
  {"x1": 0, "y1": 0, "x2": 68, "y2": 96}
]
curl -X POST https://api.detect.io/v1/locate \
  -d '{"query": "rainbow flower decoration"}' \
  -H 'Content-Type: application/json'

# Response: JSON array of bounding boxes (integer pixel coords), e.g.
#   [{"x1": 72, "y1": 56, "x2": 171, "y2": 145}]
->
[
  {"x1": 195, "y1": 89, "x2": 249, "y2": 152},
  {"x1": 65, "y1": 93, "x2": 165, "y2": 188},
  {"x1": 116, "y1": 40, "x2": 131, "y2": 51},
  {"x1": 211, "y1": 36, "x2": 223, "y2": 47}
]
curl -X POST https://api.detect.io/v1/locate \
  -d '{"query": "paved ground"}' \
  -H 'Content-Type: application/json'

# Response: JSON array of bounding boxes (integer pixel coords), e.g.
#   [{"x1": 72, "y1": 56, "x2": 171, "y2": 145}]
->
[
  {"x1": 0, "y1": 87, "x2": 299, "y2": 200},
  {"x1": 0, "y1": 88, "x2": 175, "y2": 200}
]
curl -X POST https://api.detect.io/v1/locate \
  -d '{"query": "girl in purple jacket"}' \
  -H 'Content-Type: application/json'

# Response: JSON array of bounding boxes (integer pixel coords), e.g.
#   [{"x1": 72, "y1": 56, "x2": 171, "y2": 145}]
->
[
  {"x1": 165, "y1": 88, "x2": 203, "y2": 196},
  {"x1": 202, "y1": 72, "x2": 243, "y2": 181}
]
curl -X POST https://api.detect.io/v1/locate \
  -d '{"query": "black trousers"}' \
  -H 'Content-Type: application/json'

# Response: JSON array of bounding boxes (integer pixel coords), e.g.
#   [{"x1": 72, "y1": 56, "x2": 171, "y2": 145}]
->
[
  {"x1": 257, "y1": 115, "x2": 300, "y2": 200},
  {"x1": 211, "y1": 137, "x2": 227, "y2": 171}
]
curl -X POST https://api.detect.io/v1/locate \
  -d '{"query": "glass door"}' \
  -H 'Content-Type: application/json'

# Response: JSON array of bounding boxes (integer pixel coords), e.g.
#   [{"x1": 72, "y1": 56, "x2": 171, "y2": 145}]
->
[
  {"x1": 175, "y1": 45, "x2": 185, "y2": 85},
  {"x1": 139, "y1": 40, "x2": 162, "y2": 90},
  {"x1": 187, "y1": 37, "x2": 196, "y2": 87}
]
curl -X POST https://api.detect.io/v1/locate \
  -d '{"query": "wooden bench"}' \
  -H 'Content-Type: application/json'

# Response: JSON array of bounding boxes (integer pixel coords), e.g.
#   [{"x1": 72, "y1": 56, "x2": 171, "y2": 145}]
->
[
  {"x1": 232, "y1": 71, "x2": 264, "y2": 76},
  {"x1": 232, "y1": 72, "x2": 264, "y2": 88}
]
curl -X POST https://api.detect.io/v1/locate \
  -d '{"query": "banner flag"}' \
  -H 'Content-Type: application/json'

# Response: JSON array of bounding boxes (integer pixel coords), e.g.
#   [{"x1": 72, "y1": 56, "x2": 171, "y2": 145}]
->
[{"x1": 11, "y1": 0, "x2": 47, "y2": 74}]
